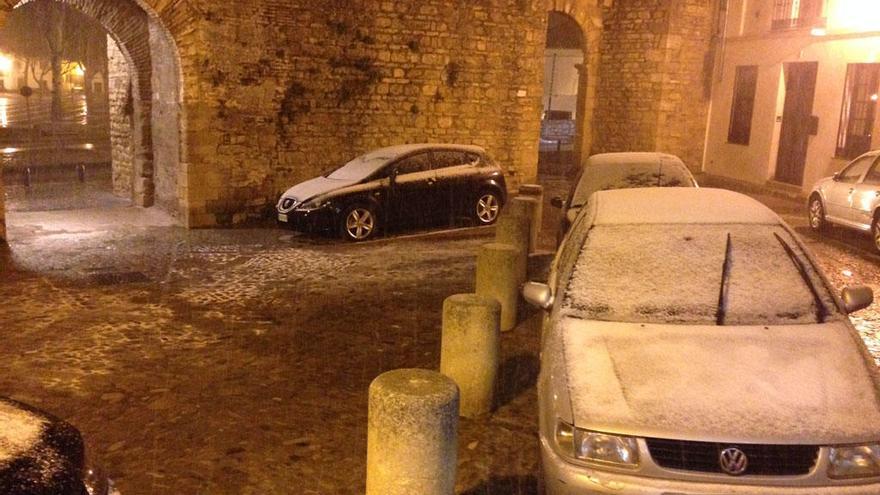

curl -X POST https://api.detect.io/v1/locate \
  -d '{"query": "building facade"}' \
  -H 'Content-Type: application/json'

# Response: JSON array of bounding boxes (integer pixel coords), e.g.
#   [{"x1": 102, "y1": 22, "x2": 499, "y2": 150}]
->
[
  {"x1": 0, "y1": 0, "x2": 719, "y2": 240},
  {"x1": 704, "y1": 0, "x2": 880, "y2": 194}
]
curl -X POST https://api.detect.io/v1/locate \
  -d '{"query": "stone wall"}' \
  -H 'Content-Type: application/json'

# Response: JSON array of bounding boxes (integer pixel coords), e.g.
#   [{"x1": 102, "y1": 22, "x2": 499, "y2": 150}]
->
[
  {"x1": 184, "y1": 0, "x2": 547, "y2": 226},
  {"x1": 108, "y1": 37, "x2": 134, "y2": 198},
  {"x1": 593, "y1": 0, "x2": 717, "y2": 171}
]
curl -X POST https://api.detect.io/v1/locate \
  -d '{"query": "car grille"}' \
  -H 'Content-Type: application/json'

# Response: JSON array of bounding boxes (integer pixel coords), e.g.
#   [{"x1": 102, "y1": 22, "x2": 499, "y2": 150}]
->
[{"x1": 646, "y1": 438, "x2": 820, "y2": 476}]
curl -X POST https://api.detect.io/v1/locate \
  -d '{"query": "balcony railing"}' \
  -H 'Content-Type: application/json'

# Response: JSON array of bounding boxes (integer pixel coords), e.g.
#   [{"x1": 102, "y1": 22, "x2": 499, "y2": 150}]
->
[{"x1": 772, "y1": 0, "x2": 825, "y2": 30}]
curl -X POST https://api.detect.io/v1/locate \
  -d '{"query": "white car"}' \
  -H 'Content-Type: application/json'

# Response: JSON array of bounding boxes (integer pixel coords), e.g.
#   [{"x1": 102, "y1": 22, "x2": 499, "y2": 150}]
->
[
  {"x1": 525, "y1": 187, "x2": 879, "y2": 494},
  {"x1": 551, "y1": 152, "x2": 698, "y2": 241},
  {"x1": 809, "y1": 150, "x2": 880, "y2": 251}
]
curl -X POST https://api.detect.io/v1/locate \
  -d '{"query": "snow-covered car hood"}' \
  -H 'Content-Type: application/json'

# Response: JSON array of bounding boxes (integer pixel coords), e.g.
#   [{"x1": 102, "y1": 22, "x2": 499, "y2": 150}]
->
[
  {"x1": 557, "y1": 318, "x2": 880, "y2": 445},
  {"x1": 280, "y1": 176, "x2": 359, "y2": 203}
]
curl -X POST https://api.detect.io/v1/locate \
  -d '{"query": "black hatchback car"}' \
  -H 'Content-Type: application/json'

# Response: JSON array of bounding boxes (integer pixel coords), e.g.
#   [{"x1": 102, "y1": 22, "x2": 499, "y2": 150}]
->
[
  {"x1": 0, "y1": 397, "x2": 113, "y2": 495},
  {"x1": 276, "y1": 144, "x2": 508, "y2": 241}
]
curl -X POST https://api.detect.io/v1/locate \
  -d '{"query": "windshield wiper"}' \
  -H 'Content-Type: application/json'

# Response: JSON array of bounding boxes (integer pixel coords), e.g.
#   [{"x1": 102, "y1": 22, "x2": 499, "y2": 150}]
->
[
  {"x1": 773, "y1": 233, "x2": 827, "y2": 323},
  {"x1": 716, "y1": 233, "x2": 732, "y2": 326}
]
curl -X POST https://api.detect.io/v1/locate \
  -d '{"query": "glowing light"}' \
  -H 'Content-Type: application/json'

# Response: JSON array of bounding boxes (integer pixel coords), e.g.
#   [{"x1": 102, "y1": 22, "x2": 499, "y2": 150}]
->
[
  {"x1": 828, "y1": 0, "x2": 880, "y2": 33},
  {"x1": 83, "y1": 143, "x2": 94, "y2": 150},
  {"x1": 872, "y1": 94, "x2": 879, "y2": 102},
  {"x1": 0, "y1": 55, "x2": 11, "y2": 73},
  {"x1": 0, "y1": 97, "x2": 7, "y2": 128},
  {"x1": 810, "y1": 27, "x2": 827, "y2": 36},
  {"x1": 2, "y1": 147, "x2": 18, "y2": 154},
  {"x1": 73, "y1": 65, "x2": 85, "y2": 76},
  {"x1": 843, "y1": 270, "x2": 854, "y2": 278}
]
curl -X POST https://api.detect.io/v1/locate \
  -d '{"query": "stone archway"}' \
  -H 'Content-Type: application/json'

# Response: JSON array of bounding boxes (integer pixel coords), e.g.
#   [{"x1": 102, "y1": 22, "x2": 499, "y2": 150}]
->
[
  {"x1": 0, "y1": 0, "x2": 185, "y2": 241},
  {"x1": 545, "y1": 0, "x2": 603, "y2": 166}
]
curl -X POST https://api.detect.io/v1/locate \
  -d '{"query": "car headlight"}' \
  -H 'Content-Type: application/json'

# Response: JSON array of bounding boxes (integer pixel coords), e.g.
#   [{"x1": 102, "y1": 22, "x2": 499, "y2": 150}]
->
[
  {"x1": 829, "y1": 444, "x2": 880, "y2": 479},
  {"x1": 298, "y1": 198, "x2": 330, "y2": 211},
  {"x1": 555, "y1": 420, "x2": 640, "y2": 467}
]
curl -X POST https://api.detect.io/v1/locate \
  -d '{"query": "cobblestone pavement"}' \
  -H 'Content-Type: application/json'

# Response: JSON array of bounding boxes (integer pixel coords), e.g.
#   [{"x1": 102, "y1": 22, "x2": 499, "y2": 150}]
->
[{"x1": 0, "y1": 178, "x2": 878, "y2": 494}]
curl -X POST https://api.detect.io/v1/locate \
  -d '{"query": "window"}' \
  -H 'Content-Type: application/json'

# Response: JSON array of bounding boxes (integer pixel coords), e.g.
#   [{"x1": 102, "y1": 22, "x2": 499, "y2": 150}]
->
[
  {"x1": 728, "y1": 66, "x2": 758, "y2": 145},
  {"x1": 395, "y1": 153, "x2": 433, "y2": 175},
  {"x1": 837, "y1": 64, "x2": 880, "y2": 159},
  {"x1": 837, "y1": 155, "x2": 874, "y2": 183},
  {"x1": 863, "y1": 161, "x2": 880, "y2": 185},
  {"x1": 431, "y1": 151, "x2": 470, "y2": 169},
  {"x1": 772, "y1": 0, "x2": 825, "y2": 30}
]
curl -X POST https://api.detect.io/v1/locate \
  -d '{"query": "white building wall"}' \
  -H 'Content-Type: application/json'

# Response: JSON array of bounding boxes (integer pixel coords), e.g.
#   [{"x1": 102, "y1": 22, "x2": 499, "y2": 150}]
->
[{"x1": 704, "y1": 0, "x2": 880, "y2": 193}]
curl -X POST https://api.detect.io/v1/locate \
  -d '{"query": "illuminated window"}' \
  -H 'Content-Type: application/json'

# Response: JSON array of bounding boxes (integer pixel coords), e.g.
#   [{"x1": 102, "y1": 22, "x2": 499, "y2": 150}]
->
[
  {"x1": 772, "y1": 0, "x2": 825, "y2": 30},
  {"x1": 728, "y1": 66, "x2": 758, "y2": 145},
  {"x1": 837, "y1": 64, "x2": 880, "y2": 159}
]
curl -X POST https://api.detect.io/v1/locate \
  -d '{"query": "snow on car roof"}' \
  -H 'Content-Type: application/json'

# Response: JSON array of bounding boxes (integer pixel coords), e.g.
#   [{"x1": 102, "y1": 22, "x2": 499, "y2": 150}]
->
[
  {"x1": 0, "y1": 400, "x2": 46, "y2": 467},
  {"x1": 585, "y1": 152, "x2": 680, "y2": 167},
  {"x1": 361, "y1": 143, "x2": 485, "y2": 161},
  {"x1": 591, "y1": 187, "x2": 780, "y2": 226}
]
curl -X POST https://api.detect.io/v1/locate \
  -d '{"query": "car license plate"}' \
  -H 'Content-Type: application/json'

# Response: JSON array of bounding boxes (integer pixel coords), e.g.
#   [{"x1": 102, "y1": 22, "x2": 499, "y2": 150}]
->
[{"x1": 278, "y1": 213, "x2": 288, "y2": 223}]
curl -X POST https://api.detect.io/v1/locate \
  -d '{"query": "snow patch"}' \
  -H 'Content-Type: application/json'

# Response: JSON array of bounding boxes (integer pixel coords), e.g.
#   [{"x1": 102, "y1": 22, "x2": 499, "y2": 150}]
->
[{"x1": 0, "y1": 401, "x2": 46, "y2": 467}]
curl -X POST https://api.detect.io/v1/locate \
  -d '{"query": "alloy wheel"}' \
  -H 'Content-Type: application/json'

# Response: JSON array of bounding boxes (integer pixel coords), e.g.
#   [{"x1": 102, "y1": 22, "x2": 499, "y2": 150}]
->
[
  {"x1": 476, "y1": 193, "x2": 500, "y2": 224},
  {"x1": 873, "y1": 218, "x2": 880, "y2": 252},
  {"x1": 809, "y1": 198, "x2": 824, "y2": 231},
  {"x1": 345, "y1": 208, "x2": 375, "y2": 240}
]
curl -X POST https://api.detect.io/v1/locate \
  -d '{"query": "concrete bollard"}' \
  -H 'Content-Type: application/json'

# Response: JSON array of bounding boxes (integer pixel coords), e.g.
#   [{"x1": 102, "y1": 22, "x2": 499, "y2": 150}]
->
[
  {"x1": 494, "y1": 215, "x2": 529, "y2": 286},
  {"x1": 518, "y1": 183, "x2": 544, "y2": 240},
  {"x1": 475, "y1": 242, "x2": 520, "y2": 332},
  {"x1": 507, "y1": 196, "x2": 540, "y2": 253},
  {"x1": 440, "y1": 294, "x2": 501, "y2": 418},
  {"x1": 366, "y1": 369, "x2": 459, "y2": 495}
]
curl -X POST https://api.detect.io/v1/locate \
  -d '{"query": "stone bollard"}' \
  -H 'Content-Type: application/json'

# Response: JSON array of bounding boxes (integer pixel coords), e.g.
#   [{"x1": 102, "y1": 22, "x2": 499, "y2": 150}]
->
[
  {"x1": 440, "y1": 294, "x2": 501, "y2": 418},
  {"x1": 518, "y1": 183, "x2": 544, "y2": 241},
  {"x1": 494, "y1": 215, "x2": 529, "y2": 286},
  {"x1": 366, "y1": 369, "x2": 459, "y2": 495},
  {"x1": 475, "y1": 242, "x2": 520, "y2": 332},
  {"x1": 507, "y1": 196, "x2": 540, "y2": 254}
]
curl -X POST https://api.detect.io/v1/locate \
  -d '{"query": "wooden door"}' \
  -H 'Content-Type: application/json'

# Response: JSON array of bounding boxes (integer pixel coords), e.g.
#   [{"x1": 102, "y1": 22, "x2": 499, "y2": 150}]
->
[{"x1": 775, "y1": 62, "x2": 818, "y2": 185}]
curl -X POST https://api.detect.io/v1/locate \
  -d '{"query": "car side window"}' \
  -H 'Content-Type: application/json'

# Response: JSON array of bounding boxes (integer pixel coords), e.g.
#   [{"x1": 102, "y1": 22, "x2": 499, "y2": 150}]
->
[
  {"x1": 837, "y1": 156, "x2": 875, "y2": 183},
  {"x1": 432, "y1": 151, "x2": 476, "y2": 170},
  {"x1": 395, "y1": 153, "x2": 433, "y2": 175},
  {"x1": 864, "y1": 161, "x2": 880, "y2": 186}
]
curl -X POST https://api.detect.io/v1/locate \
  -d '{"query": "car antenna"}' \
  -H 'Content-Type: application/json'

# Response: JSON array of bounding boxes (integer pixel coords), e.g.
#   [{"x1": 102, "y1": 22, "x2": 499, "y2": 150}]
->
[{"x1": 715, "y1": 233, "x2": 733, "y2": 326}]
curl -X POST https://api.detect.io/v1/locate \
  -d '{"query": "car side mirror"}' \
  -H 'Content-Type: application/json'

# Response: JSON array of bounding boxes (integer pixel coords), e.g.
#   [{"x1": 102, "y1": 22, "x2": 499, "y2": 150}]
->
[
  {"x1": 842, "y1": 285, "x2": 873, "y2": 314},
  {"x1": 550, "y1": 197, "x2": 565, "y2": 209},
  {"x1": 523, "y1": 282, "x2": 554, "y2": 311}
]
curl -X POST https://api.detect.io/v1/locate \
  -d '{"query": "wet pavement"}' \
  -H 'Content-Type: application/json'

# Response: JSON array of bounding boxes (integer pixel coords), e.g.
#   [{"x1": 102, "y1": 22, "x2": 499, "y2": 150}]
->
[{"x1": 0, "y1": 177, "x2": 878, "y2": 494}]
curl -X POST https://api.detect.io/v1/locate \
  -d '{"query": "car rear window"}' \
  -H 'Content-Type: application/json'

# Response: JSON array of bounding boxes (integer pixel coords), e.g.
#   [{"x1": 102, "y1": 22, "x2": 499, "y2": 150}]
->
[{"x1": 562, "y1": 224, "x2": 837, "y2": 325}]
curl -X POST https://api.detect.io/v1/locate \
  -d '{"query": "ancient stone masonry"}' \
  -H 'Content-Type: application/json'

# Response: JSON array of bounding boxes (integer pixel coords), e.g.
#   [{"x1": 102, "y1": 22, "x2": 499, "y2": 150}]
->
[
  {"x1": 593, "y1": 0, "x2": 717, "y2": 171},
  {"x1": 187, "y1": 0, "x2": 547, "y2": 226},
  {"x1": 0, "y1": 0, "x2": 720, "y2": 239},
  {"x1": 108, "y1": 38, "x2": 134, "y2": 199}
]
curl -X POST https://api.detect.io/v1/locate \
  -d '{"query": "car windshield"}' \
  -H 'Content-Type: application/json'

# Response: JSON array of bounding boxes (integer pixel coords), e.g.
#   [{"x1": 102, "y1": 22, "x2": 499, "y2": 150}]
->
[
  {"x1": 570, "y1": 162, "x2": 691, "y2": 207},
  {"x1": 562, "y1": 224, "x2": 837, "y2": 325},
  {"x1": 326, "y1": 154, "x2": 392, "y2": 181}
]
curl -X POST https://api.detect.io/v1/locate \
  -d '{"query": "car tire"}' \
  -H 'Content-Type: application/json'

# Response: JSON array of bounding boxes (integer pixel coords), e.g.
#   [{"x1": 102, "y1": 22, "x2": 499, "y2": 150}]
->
[
  {"x1": 474, "y1": 189, "x2": 502, "y2": 225},
  {"x1": 808, "y1": 195, "x2": 828, "y2": 232},
  {"x1": 339, "y1": 204, "x2": 379, "y2": 242}
]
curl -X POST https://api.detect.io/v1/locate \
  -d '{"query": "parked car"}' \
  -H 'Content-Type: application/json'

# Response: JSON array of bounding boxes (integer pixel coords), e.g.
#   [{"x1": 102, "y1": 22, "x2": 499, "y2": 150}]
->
[
  {"x1": 0, "y1": 397, "x2": 115, "y2": 495},
  {"x1": 809, "y1": 150, "x2": 880, "y2": 251},
  {"x1": 276, "y1": 144, "x2": 507, "y2": 241},
  {"x1": 524, "y1": 187, "x2": 879, "y2": 494},
  {"x1": 550, "y1": 152, "x2": 697, "y2": 242}
]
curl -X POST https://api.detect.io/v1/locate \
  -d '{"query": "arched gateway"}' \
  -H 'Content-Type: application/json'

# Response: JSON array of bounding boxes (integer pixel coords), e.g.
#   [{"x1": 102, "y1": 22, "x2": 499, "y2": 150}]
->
[{"x1": 0, "y1": 0, "x2": 186, "y2": 240}]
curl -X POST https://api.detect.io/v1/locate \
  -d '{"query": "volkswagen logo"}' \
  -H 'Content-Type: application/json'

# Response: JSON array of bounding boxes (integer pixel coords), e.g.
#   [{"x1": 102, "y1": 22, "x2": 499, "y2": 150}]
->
[{"x1": 719, "y1": 447, "x2": 749, "y2": 476}]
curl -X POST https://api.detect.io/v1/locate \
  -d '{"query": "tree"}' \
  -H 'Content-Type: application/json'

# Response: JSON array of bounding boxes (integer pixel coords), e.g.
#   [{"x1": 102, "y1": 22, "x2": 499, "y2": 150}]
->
[{"x1": 0, "y1": 0, "x2": 108, "y2": 121}]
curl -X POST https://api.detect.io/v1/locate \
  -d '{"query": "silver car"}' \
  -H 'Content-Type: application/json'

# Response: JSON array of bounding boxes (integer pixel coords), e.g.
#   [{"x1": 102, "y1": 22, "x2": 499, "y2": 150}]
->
[
  {"x1": 550, "y1": 152, "x2": 698, "y2": 243},
  {"x1": 809, "y1": 150, "x2": 880, "y2": 251},
  {"x1": 524, "y1": 187, "x2": 880, "y2": 494}
]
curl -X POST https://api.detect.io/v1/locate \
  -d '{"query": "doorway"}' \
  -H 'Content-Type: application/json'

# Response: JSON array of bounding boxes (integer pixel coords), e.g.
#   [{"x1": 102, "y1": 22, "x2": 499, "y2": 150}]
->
[{"x1": 775, "y1": 62, "x2": 818, "y2": 185}]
